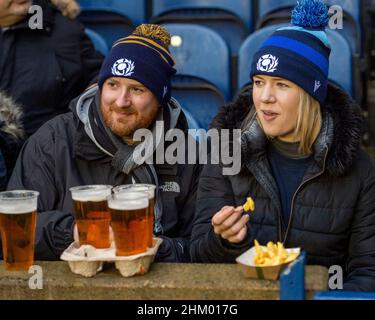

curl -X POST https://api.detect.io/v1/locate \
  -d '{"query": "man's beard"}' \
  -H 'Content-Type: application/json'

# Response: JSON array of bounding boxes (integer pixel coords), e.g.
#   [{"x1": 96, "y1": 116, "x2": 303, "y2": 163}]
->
[{"x1": 102, "y1": 105, "x2": 160, "y2": 141}]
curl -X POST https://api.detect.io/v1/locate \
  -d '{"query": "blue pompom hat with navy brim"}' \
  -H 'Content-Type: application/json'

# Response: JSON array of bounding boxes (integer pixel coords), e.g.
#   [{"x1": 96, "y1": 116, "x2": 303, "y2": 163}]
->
[
  {"x1": 250, "y1": 0, "x2": 331, "y2": 106},
  {"x1": 98, "y1": 33, "x2": 177, "y2": 106}
]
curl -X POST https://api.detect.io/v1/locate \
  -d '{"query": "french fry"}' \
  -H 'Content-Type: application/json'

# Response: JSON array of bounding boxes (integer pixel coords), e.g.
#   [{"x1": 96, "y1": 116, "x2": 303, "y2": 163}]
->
[
  {"x1": 243, "y1": 197, "x2": 255, "y2": 212},
  {"x1": 253, "y1": 240, "x2": 298, "y2": 267}
]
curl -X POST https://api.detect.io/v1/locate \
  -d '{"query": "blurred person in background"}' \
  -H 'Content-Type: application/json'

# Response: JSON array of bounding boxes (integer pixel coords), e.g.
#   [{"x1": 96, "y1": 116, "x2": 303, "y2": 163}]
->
[
  {"x1": 0, "y1": 0, "x2": 103, "y2": 138},
  {"x1": 0, "y1": 90, "x2": 24, "y2": 191}
]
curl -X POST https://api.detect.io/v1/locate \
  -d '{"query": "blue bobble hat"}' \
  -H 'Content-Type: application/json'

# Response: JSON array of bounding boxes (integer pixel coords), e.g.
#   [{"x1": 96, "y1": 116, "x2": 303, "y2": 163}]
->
[
  {"x1": 250, "y1": 0, "x2": 331, "y2": 106},
  {"x1": 98, "y1": 24, "x2": 177, "y2": 106}
]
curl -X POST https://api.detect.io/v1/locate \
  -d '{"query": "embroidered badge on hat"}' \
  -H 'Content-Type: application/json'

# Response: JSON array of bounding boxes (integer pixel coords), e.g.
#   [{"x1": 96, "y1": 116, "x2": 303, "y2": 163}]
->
[
  {"x1": 314, "y1": 80, "x2": 321, "y2": 92},
  {"x1": 111, "y1": 58, "x2": 135, "y2": 77},
  {"x1": 257, "y1": 54, "x2": 279, "y2": 73}
]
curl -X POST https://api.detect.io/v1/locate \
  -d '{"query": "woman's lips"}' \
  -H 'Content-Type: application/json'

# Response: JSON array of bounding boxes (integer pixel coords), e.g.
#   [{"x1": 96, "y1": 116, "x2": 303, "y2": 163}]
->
[{"x1": 261, "y1": 110, "x2": 279, "y2": 122}]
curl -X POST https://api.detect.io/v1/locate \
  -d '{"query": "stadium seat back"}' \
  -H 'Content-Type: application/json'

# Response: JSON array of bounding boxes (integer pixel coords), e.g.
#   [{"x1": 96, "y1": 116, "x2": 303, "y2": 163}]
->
[
  {"x1": 77, "y1": 0, "x2": 147, "y2": 47},
  {"x1": 152, "y1": 0, "x2": 253, "y2": 54},
  {"x1": 85, "y1": 28, "x2": 109, "y2": 56},
  {"x1": 163, "y1": 23, "x2": 230, "y2": 129}
]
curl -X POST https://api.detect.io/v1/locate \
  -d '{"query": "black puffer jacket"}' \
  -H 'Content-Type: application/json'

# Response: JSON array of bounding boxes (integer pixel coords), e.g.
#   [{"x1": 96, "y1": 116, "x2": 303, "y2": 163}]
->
[
  {"x1": 190, "y1": 84, "x2": 375, "y2": 292},
  {"x1": 5, "y1": 91, "x2": 201, "y2": 263}
]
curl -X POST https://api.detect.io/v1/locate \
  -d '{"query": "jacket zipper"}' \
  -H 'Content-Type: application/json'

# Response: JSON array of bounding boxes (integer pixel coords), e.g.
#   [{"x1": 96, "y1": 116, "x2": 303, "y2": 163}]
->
[{"x1": 282, "y1": 147, "x2": 329, "y2": 244}]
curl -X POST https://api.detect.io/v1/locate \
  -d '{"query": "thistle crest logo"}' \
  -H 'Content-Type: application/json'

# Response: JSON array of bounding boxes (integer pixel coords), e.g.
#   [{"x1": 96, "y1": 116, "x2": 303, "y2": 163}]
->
[
  {"x1": 257, "y1": 54, "x2": 279, "y2": 73},
  {"x1": 111, "y1": 58, "x2": 135, "y2": 77}
]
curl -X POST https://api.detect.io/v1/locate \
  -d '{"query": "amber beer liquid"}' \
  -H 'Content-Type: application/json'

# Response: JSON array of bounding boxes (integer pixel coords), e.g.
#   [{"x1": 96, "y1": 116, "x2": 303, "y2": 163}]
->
[
  {"x1": 113, "y1": 184, "x2": 156, "y2": 247},
  {"x1": 70, "y1": 185, "x2": 112, "y2": 248},
  {"x1": 108, "y1": 192, "x2": 149, "y2": 256},
  {"x1": 0, "y1": 191, "x2": 39, "y2": 271},
  {"x1": 147, "y1": 196, "x2": 155, "y2": 247}
]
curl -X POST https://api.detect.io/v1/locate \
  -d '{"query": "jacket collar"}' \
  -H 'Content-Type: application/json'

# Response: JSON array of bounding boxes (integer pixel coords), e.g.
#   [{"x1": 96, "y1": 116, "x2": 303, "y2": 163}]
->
[
  {"x1": 211, "y1": 84, "x2": 364, "y2": 177},
  {"x1": 70, "y1": 86, "x2": 189, "y2": 162}
]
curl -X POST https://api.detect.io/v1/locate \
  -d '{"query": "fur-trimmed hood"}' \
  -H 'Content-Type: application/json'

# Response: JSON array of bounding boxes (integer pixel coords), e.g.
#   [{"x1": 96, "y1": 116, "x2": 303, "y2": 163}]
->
[
  {"x1": 0, "y1": 91, "x2": 24, "y2": 141},
  {"x1": 210, "y1": 84, "x2": 364, "y2": 177}
]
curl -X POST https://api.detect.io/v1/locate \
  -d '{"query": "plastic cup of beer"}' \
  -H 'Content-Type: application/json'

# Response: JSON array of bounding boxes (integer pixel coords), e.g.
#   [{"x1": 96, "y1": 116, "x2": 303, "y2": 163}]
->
[
  {"x1": 69, "y1": 185, "x2": 112, "y2": 248},
  {"x1": 113, "y1": 184, "x2": 156, "y2": 247},
  {"x1": 108, "y1": 191, "x2": 149, "y2": 256},
  {"x1": 0, "y1": 190, "x2": 39, "y2": 271}
]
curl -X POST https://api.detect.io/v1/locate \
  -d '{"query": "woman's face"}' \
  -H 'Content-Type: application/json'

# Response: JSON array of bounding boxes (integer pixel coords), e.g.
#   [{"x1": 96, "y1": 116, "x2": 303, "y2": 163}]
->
[{"x1": 252, "y1": 75, "x2": 300, "y2": 142}]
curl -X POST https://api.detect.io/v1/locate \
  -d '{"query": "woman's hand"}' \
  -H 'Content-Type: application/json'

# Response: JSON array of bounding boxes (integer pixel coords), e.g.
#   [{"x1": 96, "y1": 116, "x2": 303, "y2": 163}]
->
[{"x1": 211, "y1": 206, "x2": 249, "y2": 243}]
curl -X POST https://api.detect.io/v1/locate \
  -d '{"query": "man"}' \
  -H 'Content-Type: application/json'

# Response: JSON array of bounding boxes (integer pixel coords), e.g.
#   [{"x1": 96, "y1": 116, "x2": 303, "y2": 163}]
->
[
  {"x1": 0, "y1": 90, "x2": 24, "y2": 191},
  {"x1": 6, "y1": 24, "x2": 200, "y2": 262},
  {"x1": 0, "y1": 0, "x2": 103, "y2": 137}
]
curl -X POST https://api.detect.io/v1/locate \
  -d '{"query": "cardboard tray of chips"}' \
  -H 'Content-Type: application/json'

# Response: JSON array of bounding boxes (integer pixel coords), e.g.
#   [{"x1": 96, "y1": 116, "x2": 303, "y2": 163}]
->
[
  {"x1": 236, "y1": 246, "x2": 301, "y2": 281},
  {"x1": 60, "y1": 237, "x2": 163, "y2": 278}
]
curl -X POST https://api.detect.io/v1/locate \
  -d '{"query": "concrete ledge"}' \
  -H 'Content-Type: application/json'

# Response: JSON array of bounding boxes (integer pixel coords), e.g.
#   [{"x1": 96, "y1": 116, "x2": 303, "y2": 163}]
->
[{"x1": 0, "y1": 262, "x2": 327, "y2": 300}]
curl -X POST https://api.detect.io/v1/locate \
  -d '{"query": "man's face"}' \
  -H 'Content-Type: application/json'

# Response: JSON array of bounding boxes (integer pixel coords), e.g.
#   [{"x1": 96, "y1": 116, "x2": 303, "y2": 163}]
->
[
  {"x1": 100, "y1": 77, "x2": 160, "y2": 140},
  {"x1": 0, "y1": 0, "x2": 32, "y2": 19}
]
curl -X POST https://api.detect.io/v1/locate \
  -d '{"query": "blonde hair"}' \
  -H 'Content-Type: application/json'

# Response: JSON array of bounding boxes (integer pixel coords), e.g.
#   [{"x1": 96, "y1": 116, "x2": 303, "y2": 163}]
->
[
  {"x1": 294, "y1": 87, "x2": 322, "y2": 155},
  {"x1": 242, "y1": 87, "x2": 322, "y2": 155}
]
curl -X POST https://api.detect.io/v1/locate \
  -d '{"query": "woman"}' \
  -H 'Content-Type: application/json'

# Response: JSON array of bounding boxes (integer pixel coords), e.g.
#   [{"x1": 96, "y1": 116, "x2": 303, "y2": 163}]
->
[{"x1": 190, "y1": 0, "x2": 375, "y2": 292}]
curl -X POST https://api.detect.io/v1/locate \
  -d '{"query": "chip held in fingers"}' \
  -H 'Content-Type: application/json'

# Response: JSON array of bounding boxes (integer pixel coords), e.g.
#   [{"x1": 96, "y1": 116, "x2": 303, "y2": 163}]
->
[{"x1": 243, "y1": 197, "x2": 255, "y2": 212}]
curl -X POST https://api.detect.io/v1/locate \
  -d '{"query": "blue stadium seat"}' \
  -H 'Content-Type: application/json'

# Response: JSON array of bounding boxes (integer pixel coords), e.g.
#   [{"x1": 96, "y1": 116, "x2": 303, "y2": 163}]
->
[
  {"x1": 238, "y1": 24, "x2": 353, "y2": 98},
  {"x1": 314, "y1": 291, "x2": 375, "y2": 300},
  {"x1": 164, "y1": 23, "x2": 230, "y2": 129},
  {"x1": 183, "y1": 108, "x2": 201, "y2": 130},
  {"x1": 325, "y1": 0, "x2": 363, "y2": 55},
  {"x1": 257, "y1": 0, "x2": 362, "y2": 25},
  {"x1": 256, "y1": 0, "x2": 363, "y2": 55},
  {"x1": 85, "y1": 28, "x2": 109, "y2": 56},
  {"x1": 151, "y1": 0, "x2": 253, "y2": 55},
  {"x1": 257, "y1": 0, "x2": 296, "y2": 22},
  {"x1": 77, "y1": 0, "x2": 147, "y2": 48}
]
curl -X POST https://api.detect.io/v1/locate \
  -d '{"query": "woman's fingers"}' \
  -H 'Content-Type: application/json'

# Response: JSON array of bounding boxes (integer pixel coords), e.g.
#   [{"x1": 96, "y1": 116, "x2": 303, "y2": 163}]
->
[
  {"x1": 220, "y1": 214, "x2": 249, "y2": 240},
  {"x1": 227, "y1": 224, "x2": 248, "y2": 243},
  {"x1": 212, "y1": 206, "x2": 236, "y2": 226},
  {"x1": 212, "y1": 206, "x2": 246, "y2": 236}
]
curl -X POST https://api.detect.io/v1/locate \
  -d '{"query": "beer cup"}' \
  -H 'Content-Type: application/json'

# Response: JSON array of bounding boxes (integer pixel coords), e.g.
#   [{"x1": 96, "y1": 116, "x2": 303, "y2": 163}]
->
[
  {"x1": 70, "y1": 185, "x2": 112, "y2": 248},
  {"x1": 108, "y1": 191, "x2": 149, "y2": 256},
  {"x1": 0, "y1": 190, "x2": 39, "y2": 271},
  {"x1": 113, "y1": 184, "x2": 156, "y2": 247}
]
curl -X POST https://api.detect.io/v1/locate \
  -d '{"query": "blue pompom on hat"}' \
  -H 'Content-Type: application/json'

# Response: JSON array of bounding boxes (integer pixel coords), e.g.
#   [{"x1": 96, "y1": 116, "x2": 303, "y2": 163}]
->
[
  {"x1": 250, "y1": 0, "x2": 331, "y2": 106},
  {"x1": 98, "y1": 26, "x2": 177, "y2": 106}
]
